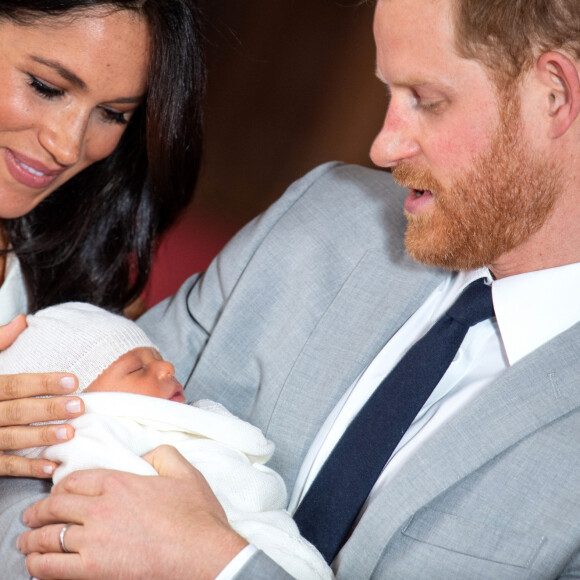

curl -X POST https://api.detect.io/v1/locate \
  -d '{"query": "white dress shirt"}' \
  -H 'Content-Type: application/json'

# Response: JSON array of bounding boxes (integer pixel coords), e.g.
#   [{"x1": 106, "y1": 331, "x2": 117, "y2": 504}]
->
[{"x1": 221, "y1": 262, "x2": 580, "y2": 577}]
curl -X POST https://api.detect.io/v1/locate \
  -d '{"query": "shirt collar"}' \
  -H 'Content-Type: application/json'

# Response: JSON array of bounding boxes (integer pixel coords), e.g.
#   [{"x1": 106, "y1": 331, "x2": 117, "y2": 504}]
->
[
  {"x1": 432, "y1": 268, "x2": 491, "y2": 317},
  {"x1": 492, "y1": 262, "x2": 580, "y2": 365}
]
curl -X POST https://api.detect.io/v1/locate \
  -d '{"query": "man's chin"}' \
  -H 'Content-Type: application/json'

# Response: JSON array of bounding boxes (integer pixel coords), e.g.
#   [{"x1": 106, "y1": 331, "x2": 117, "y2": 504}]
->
[{"x1": 404, "y1": 220, "x2": 491, "y2": 272}]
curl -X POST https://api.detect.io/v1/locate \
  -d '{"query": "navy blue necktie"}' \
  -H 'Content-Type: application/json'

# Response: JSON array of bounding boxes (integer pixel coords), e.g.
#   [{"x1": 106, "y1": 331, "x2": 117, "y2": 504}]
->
[{"x1": 293, "y1": 278, "x2": 494, "y2": 564}]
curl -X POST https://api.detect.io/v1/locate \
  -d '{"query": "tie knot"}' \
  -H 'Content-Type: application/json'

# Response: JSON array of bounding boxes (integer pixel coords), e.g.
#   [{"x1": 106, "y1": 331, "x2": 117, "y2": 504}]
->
[{"x1": 446, "y1": 278, "x2": 494, "y2": 328}]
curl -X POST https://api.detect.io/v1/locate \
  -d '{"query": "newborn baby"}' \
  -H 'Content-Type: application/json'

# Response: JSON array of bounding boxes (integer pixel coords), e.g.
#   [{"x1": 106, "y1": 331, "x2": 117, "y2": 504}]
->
[
  {"x1": 2, "y1": 303, "x2": 331, "y2": 580},
  {"x1": 85, "y1": 342, "x2": 186, "y2": 401}
]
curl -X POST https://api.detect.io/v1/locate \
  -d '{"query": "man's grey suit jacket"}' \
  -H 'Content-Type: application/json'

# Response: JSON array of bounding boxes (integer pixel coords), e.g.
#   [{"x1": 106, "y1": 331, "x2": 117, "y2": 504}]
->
[{"x1": 2, "y1": 163, "x2": 580, "y2": 578}]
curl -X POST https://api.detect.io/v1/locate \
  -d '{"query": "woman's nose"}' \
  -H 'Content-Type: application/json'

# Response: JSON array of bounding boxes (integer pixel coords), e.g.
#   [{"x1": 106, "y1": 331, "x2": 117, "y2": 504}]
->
[{"x1": 38, "y1": 108, "x2": 87, "y2": 167}]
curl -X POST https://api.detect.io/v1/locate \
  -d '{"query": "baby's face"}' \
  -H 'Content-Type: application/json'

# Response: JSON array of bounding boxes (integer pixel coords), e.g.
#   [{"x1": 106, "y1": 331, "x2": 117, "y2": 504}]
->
[{"x1": 85, "y1": 347, "x2": 186, "y2": 402}]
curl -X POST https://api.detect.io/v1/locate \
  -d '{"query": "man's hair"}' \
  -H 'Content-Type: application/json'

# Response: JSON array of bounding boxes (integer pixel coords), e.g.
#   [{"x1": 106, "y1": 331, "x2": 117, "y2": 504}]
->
[{"x1": 453, "y1": 0, "x2": 580, "y2": 88}]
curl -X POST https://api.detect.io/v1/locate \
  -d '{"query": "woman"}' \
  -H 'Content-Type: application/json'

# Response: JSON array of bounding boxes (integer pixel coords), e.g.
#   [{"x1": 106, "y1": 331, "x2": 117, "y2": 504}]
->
[{"x1": 0, "y1": 0, "x2": 205, "y2": 478}]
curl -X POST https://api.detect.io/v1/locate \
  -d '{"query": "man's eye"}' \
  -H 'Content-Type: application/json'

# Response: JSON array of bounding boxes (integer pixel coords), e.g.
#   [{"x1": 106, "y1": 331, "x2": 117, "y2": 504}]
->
[
  {"x1": 419, "y1": 100, "x2": 442, "y2": 112},
  {"x1": 28, "y1": 74, "x2": 64, "y2": 99},
  {"x1": 412, "y1": 90, "x2": 444, "y2": 114}
]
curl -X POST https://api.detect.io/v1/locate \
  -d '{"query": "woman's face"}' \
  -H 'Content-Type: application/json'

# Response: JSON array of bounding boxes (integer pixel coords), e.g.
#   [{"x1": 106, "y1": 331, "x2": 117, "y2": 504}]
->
[{"x1": 0, "y1": 9, "x2": 149, "y2": 218}]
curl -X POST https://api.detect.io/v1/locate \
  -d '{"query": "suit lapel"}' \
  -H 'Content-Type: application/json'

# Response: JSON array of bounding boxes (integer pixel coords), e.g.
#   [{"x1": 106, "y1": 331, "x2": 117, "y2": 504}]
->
[
  {"x1": 338, "y1": 321, "x2": 580, "y2": 578},
  {"x1": 265, "y1": 249, "x2": 444, "y2": 494}
]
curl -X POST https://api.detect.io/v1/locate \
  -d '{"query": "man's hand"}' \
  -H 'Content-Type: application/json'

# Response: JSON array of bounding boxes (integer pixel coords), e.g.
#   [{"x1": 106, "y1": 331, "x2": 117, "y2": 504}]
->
[
  {"x1": 0, "y1": 315, "x2": 83, "y2": 478},
  {"x1": 19, "y1": 445, "x2": 249, "y2": 579}
]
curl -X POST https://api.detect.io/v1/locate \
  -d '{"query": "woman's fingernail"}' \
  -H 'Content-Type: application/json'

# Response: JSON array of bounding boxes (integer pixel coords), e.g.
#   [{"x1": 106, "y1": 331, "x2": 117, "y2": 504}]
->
[
  {"x1": 43, "y1": 464, "x2": 55, "y2": 474},
  {"x1": 55, "y1": 426, "x2": 69, "y2": 440},
  {"x1": 60, "y1": 376, "x2": 76, "y2": 391},
  {"x1": 65, "y1": 399, "x2": 81, "y2": 414}
]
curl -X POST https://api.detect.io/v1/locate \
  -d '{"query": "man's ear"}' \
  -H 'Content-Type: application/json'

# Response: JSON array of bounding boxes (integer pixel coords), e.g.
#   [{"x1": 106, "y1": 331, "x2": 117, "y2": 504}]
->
[{"x1": 536, "y1": 51, "x2": 580, "y2": 138}]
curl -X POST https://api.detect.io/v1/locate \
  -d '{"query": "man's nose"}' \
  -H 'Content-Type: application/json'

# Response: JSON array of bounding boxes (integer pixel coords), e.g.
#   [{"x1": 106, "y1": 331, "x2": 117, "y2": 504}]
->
[{"x1": 370, "y1": 106, "x2": 420, "y2": 168}]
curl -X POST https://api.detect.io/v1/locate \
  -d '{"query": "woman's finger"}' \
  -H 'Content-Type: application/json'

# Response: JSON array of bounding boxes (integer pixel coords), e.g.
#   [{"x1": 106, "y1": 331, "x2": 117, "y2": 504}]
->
[
  {"x1": 0, "y1": 451, "x2": 57, "y2": 478},
  {"x1": 0, "y1": 414, "x2": 77, "y2": 477},
  {"x1": 0, "y1": 386, "x2": 83, "y2": 477},
  {"x1": 0, "y1": 392, "x2": 82, "y2": 426},
  {"x1": 0, "y1": 314, "x2": 27, "y2": 350},
  {"x1": 0, "y1": 372, "x2": 77, "y2": 402},
  {"x1": 0, "y1": 424, "x2": 75, "y2": 450}
]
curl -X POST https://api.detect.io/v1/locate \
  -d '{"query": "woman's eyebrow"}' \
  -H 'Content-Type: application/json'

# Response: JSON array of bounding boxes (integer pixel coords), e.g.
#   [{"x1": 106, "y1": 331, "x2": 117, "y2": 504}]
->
[
  {"x1": 29, "y1": 55, "x2": 145, "y2": 104},
  {"x1": 113, "y1": 95, "x2": 144, "y2": 104},
  {"x1": 30, "y1": 55, "x2": 87, "y2": 89}
]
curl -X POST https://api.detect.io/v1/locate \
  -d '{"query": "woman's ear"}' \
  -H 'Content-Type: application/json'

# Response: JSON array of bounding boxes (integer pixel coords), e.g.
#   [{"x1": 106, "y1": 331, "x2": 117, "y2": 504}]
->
[{"x1": 536, "y1": 51, "x2": 580, "y2": 138}]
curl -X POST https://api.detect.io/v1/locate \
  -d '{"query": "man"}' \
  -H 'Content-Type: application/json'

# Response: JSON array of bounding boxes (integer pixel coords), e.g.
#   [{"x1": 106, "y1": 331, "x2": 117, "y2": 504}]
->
[{"x1": 4, "y1": 0, "x2": 580, "y2": 577}]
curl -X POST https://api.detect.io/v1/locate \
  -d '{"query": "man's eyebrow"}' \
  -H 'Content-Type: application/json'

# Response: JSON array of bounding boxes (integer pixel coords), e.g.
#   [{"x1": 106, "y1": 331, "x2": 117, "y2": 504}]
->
[
  {"x1": 375, "y1": 63, "x2": 452, "y2": 89},
  {"x1": 31, "y1": 56, "x2": 87, "y2": 90}
]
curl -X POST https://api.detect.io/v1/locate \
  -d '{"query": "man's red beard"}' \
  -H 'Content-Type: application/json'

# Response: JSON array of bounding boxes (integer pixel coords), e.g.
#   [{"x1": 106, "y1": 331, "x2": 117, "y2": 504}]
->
[{"x1": 392, "y1": 94, "x2": 561, "y2": 271}]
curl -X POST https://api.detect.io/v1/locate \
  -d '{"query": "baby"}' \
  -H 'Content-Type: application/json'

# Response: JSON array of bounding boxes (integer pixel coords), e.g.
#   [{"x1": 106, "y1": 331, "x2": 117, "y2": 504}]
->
[{"x1": 2, "y1": 303, "x2": 331, "y2": 580}]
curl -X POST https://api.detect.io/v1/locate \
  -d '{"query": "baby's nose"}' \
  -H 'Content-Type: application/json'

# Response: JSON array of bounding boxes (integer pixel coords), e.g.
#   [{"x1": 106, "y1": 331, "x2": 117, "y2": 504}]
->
[{"x1": 155, "y1": 359, "x2": 176, "y2": 379}]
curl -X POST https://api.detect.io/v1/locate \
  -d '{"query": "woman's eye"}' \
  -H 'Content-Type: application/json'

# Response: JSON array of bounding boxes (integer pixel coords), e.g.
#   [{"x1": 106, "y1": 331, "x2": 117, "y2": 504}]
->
[
  {"x1": 99, "y1": 107, "x2": 129, "y2": 126},
  {"x1": 28, "y1": 74, "x2": 64, "y2": 99}
]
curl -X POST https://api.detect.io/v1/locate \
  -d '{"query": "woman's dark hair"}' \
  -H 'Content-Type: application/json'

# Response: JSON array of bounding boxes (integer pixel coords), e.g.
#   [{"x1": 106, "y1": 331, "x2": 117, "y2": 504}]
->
[{"x1": 1, "y1": 0, "x2": 205, "y2": 313}]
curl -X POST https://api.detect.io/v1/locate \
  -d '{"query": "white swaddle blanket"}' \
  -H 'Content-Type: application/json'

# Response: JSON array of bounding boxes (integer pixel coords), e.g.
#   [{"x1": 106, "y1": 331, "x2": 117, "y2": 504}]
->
[{"x1": 23, "y1": 392, "x2": 332, "y2": 580}]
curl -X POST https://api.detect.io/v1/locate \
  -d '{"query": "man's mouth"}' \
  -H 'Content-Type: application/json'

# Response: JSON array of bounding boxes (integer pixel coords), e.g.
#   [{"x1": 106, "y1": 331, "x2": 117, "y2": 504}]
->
[
  {"x1": 404, "y1": 188, "x2": 435, "y2": 214},
  {"x1": 412, "y1": 188, "x2": 432, "y2": 197}
]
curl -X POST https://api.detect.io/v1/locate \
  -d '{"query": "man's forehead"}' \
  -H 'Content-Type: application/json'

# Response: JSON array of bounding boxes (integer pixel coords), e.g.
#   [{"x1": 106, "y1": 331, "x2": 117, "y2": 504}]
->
[
  {"x1": 374, "y1": 0, "x2": 455, "y2": 36},
  {"x1": 374, "y1": 0, "x2": 460, "y2": 78},
  {"x1": 376, "y1": 0, "x2": 451, "y2": 9}
]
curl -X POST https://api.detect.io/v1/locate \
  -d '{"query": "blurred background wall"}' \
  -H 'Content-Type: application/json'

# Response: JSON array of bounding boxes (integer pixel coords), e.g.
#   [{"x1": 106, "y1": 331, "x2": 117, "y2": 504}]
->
[{"x1": 145, "y1": 0, "x2": 387, "y2": 306}]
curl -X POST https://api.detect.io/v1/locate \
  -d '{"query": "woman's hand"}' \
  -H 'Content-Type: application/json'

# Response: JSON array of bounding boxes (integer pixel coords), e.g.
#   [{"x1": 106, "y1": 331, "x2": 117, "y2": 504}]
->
[{"x1": 0, "y1": 315, "x2": 84, "y2": 478}]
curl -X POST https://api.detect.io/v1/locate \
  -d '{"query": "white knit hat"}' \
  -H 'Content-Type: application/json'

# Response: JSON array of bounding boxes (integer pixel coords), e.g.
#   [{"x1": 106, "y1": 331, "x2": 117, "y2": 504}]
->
[{"x1": 0, "y1": 302, "x2": 157, "y2": 393}]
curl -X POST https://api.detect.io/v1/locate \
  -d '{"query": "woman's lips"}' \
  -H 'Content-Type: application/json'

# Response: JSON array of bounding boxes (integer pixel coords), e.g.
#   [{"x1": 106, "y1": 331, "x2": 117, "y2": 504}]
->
[
  {"x1": 4, "y1": 149, "x2": 63, "y2": 189},
  {"x1": 404, "y1": 188, "x2": 435, "y2": 214}
]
